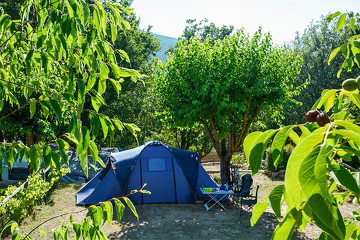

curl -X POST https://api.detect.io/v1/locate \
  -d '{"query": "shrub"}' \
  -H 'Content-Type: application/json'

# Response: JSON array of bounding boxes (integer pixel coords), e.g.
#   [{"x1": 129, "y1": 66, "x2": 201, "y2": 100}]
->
[
  {"x1": 230, "y1": 152, "x2": 247, "y2": 165},
  {"x1": 0, "y1": 169, "x2": 65, "y2": 231}
]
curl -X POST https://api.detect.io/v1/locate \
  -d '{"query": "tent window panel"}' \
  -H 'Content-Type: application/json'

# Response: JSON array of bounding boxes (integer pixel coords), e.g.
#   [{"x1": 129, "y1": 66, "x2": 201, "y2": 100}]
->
[{"x1": 148, "y1": 158, "x2": 167, "y2": 171}]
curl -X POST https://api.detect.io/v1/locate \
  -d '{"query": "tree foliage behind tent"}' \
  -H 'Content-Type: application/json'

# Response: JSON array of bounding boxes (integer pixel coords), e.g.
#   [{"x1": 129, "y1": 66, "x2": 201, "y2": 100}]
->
[{"x1": 154, "y1": 29, "x2": 303, "y2": 183}]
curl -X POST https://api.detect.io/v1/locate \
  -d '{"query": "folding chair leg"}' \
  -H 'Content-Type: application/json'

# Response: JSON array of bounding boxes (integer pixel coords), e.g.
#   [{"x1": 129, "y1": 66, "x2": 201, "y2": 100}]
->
[{"x1": 239, "y1": 198, "x2": 245, "y2": 216}]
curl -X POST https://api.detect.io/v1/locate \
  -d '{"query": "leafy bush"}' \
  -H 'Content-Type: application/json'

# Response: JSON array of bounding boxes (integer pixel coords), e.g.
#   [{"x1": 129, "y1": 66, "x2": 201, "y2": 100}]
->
[
  {"x1": 0, "y1": 170, "x2": 63, "y2": 230},
  {"x1": 230, "y1": 152, "x2": 247, "y2": 165},
  {"x1": 266, "y1": 144, "x2": 294, "y2": 171}
]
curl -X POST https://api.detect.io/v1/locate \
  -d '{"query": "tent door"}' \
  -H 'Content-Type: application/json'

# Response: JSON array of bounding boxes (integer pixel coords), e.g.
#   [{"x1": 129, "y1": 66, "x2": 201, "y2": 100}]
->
[
  {"x1": 126, "y1": 158, "x2": 142, "y2": 204},
  {"x1": 141, "y1": 157, "x2": 176, "y2": 203}
]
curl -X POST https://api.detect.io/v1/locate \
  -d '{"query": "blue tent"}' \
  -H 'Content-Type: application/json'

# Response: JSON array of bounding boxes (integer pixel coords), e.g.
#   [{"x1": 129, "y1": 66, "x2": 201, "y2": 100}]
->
[{"x1": 76, "y1": 141, "x2": 219, "y2": 205}]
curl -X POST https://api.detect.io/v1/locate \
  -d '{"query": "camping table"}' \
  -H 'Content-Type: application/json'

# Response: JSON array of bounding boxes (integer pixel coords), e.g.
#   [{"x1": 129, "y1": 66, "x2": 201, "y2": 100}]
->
[{"x1": 201, "y1": 188, "x2": 234, "y2": 212}]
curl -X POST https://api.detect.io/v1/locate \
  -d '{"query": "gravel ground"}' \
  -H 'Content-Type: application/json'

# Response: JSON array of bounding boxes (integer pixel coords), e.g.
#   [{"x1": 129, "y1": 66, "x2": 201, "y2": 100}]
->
[{"x1": 9, "y1": 166, "x2": 358, "y2": 240}]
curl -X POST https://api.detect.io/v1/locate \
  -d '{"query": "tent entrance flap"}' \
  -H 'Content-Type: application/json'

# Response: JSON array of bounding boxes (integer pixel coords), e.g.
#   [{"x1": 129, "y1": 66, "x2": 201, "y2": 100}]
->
[{"x1": 142, "y1": 157, "x2": 176, "y2": 203}]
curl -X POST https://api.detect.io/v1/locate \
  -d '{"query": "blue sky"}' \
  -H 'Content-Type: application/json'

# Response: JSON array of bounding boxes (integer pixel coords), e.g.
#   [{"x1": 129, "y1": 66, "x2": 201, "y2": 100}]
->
[{"x1": 131, "y1": 0, "x2": 359, "y2": 44}]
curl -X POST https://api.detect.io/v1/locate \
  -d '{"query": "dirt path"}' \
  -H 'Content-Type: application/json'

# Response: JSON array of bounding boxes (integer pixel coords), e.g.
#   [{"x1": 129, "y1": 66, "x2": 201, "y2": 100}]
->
[
  {"x1": 109, "y1": 203, "x2": 313, "y2": 240},
  {"x1": 14, "y1": 173, "x2": 332, "y2": 239}
]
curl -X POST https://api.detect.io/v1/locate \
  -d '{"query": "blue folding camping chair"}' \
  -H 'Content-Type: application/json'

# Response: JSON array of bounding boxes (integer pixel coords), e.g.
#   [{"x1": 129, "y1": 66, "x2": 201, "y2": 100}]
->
[{"x1": 232, "y1": 174, "x2": 259, "y2": 216}]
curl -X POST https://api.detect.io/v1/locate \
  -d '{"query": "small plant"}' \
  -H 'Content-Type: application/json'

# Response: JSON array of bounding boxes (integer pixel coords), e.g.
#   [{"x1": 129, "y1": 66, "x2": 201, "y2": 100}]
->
[{"x1": 230, "y1": 152, "x2": 247, "y2": 165}]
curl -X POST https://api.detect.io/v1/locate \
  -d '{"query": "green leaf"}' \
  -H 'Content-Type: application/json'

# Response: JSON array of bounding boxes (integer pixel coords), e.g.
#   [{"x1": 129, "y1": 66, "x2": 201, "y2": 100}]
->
[
  {"x1": 109, "y1": 78, "x2": 121, "y2": 96},
  {"x1": 110, "y1": 63, "x2": 121, "y2": 80},
  {"x1": 49, "y1": 99, "x2": 62, "y2": 122},
  {"x1": 64, "y1": 133, "x2": 79, "y2": 145},
  {"x1": 324, "y1": 90, "x2": 337, "y2": 112},
  {"x1": 355, "y1": 53, "x2": 360, "y2": 68},
  {"x1": 51, "y1": 151, "x2": 61, "y2": 171},
  {"x1": 98, "y1": 79, "x2": 106, "y2": 95},
  {"x1": 299, "y1": 125, "x2": 311, "y2": 141},
  {"x1": 112, "y1": 118, "x2": 124, "y2": 131},
  {"x1": 30, "y1": 100, "x2": 36, "y2": 119},
  {"x1": 91, "y1": 97, "x2": 101, "y2": 112},
  {"x1": 344, "y1": 222, "x2": 357, "y2": 240},
  {"x1": 86, "y1": 28, "x2": 97, "y2": 43},
  {"x1": 312, "y1": 89, "x2": 329, "y2": 110},
  {"x1": 299, "y1": 145, "x2": 331, "y2": 201},
  {"x1": 56, "y1": 139, "x2": 69, "y2": 165},
  {"x1": 89, "y1": 140, "x2": 105, "y2": 167},
  {"x1": 123, "y1": 197, "x2": 138, "y2": 220},
  {"x1": 110, "y1": 24, "x2": 117, "y2": 43},
  {"x1": 308, "y1": 194, "x2": 345, "y2": 240},
  {"x1": 272, "y1": 126, "x2": 294, "y2": 167},
  {"x1": 243, "y1": 131, "x2": 263, "y2": 161},
  {"x1": 89, "y1": 205, "x2": 102, "y2": 228},
  {"x1": 297, "y1": 214, "x2": 307, "y2": 232},
  {"x1": 101, "y1": 201, "x2": 113, "y2": 226},
  {"x1": 78, "y1": 126, "x2": 90, "y2": 156},
  {"x1": 99, "y1": 116, "x2": 108, "y2": 139},
  {"x1": 334, "y1": 120, "x2": 360, "y2": 133},
  {"x1": 29, "y1": 145, "x2": 40, "y2": 172},
  {"x1": 325, "y1": 11, "x2": 342, "y2": 23},
  {"x1": 80, "y1": 0, "x2": 90, "y2": 24},
  {"x1": 331, "y1": 129, "x2": 360, "y2": 146},
  {"x1": 332, "y1": 111, "x2": 350, "y2": 120},
  {"x1": 114, "y1": 199, "x2": 125, "y2": 225},
  {"x1": 336, "y1": 13, "x2": 347, "y2": 31},
  {"x1": 90, "y1": 114, "x2": 100, "y2": 138},
  {"x1": 58, "y1": 33, "x2": 68, "y2": 57},
  {"x1": 100, "y1": 62, "x2": 109, "y2": 80},
  {"x1": 268, "y1": 185, "x2": 285, "y2": 219},
  {"x1": 285, "y1": 132, "x2": 324, "y2": 209},
  {"x1": 72, "y1": 223, "x2": 81, "y2": 240},
  {"x1": 335, "y1": 120, "x2": 360, "y2": 133},
  {"x1": 313, "y1": 89, "x2": 338, "y2": 111},
  {"x1": 120, "y1": 20, "x2": 130, "y2": 30},
  {"x1": 90, "y1": 89, "x2": 106, "y2": 105},
  {"x1": 39, "y1": 227, "x2": 47, "y2": 239},
  {"x1": 250, "y1": 201, "x2": 268, "y2": 226},
  {"x1": 330, "y1": 163, "x2": 360, "y2": 199},
  {"x1": 116, "y1": 49, "x2": 130, "y2": 63},
  {"x1": 271, "y1": 208, "x2": 301, "y2": 240},
  {"x1": 328, "y1": 47, "x2": 341, "y2": 65},
  {"x1": 288, "y1": 130, "x2": 300, "y2": 145},
  {"x1": 79, "y1": 152, "x2": 88, "y2": 177},
  {"x1": 43, "y1": 146, "x2": 52, "y2": 167},
  {"x1": 248, "y1": 130, "x2": 277, "y2": 174},
  {"x1": 86, "y1": 73, "x2": 96, "y2": 91},
  {"x1": 25, "y1": 49, "x2": 34, "y2": 64},
  {"x1": 350, "y1": 18, "x2": 356, "y2": 33}
]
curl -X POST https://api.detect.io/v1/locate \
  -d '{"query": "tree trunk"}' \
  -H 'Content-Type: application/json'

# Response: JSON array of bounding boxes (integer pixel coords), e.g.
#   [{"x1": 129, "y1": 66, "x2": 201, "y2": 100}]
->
[
  {"x1": 26, "y1": 132, "x2": 35, "y2": 174},
  {"x1": 219, "y1": 154, "x2": 232, "y2": 184},
  {"x1": 26, "y1": 133, "x2": 35, "y2": 146}
]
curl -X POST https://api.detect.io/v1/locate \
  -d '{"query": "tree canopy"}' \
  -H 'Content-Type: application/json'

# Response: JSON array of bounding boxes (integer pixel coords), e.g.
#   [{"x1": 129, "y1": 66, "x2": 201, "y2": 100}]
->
[
  {"x1": 0, "y1": 0, "x2": 146, "y2": 237},
  {"x1": 182, "y1": 18, "x2": 234, "y2": 43},
  {"x1": 282, "y1": 15, "x2": 360, "y2": 125},
  {"x1": 155, "y1": 29, "x2": 303, "y2": 183},
  {"x1": 96, "y1": 0, "x2": 161, "y2": 148}
]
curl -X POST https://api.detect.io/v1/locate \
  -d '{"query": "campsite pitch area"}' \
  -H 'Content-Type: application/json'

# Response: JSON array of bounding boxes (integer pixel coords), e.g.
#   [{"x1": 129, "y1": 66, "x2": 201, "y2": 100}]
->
[{"x1": 14, "y1": 174, "x2": 356, "y2": 240}]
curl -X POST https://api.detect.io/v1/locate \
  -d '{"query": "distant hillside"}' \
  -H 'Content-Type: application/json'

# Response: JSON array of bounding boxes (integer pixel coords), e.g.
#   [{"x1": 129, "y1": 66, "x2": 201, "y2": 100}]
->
[{"x1": 153, "y1": 33, "x2": 177, "y2": 62}]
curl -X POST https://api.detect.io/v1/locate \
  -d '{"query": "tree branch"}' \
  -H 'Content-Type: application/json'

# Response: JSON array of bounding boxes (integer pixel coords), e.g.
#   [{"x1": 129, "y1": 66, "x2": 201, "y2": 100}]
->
[
  {"x1": 0, "y1": 79, "x2": 46, "y2": 92},
  {"x1": 235, "y1": 97, "x2": 252, "y2": 150},
  {"x1": 199, "y1": 118, "x2": 218, "y2": 152},
  {"x1": 238, "y1": 106, "x2": 261, "y2": 147},
  {"x1": 210, "y1": 117, "x2": 221, "y2": 152}
]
